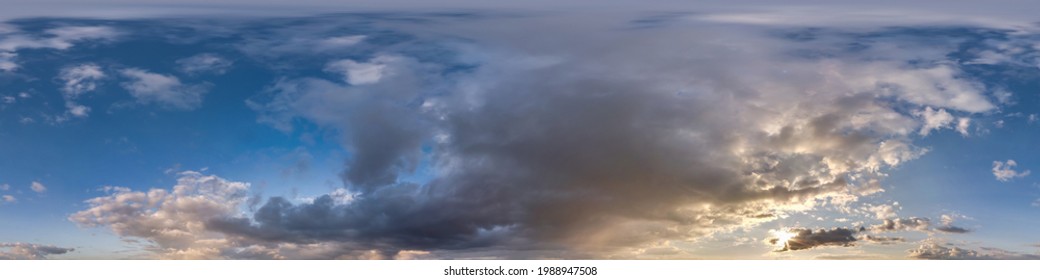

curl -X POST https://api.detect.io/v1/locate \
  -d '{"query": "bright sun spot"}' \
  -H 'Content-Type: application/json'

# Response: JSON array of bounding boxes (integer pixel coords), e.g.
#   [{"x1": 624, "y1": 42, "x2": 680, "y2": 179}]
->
[{"x1": 770, "y1": 229, "x2": 797, "y2": 250}]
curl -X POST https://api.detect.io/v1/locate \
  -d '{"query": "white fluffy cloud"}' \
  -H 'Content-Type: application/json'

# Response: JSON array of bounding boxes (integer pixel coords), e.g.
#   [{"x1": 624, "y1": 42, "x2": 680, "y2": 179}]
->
[
  {"x1": 30, "y1": 181, "x2": 46, "y2": 193},
  {"x1": 993, "y1": 160, "x2": 1030, "y2": 182},
  {"x1": 1, "y1": 195, "x2": 14, "y2": 203},
  {"x1": 69, "y1": 171, "x2": 249, "y2": 259},
  {"x1": 0, "y1": 243, "x2": 74, "y2": 260},
  {"x1": 120, "y1": 68, "x2": 208, "y2": 110}
]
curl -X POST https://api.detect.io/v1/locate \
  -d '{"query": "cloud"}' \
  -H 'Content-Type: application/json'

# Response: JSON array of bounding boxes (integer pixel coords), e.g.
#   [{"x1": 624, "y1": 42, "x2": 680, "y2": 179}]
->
[
  {"x1": 324, "y1": 55, "x2": 399, "y2": 85},
  {"x1": 71, "y1": 13, "x2": 1026, "y2": 259},
  {"x1": 238, "y1": 15, "x2": 1008, "y2": 258},
  {"x1": 870, "y1": 217, "x2": 931, "y2": 232},
  {"x1": 768, "y1": 228, "x2": 858, "y2": 252},
  {"x1": 992, "y1": 159, "x2": 1030, "y2": 182},
  {"x1": 0, "y1": 183, "x2": 9, "y2": 191},
  {"x1": 1, "y1": 195, "x2": 14, "y2": 203},
  {"x1": 956, "y1": 118, "x2": 971, "y2": 136},
  {"x1": 69, "y1": 171, "x2": 249, "y2": 259},
  {"x1": 57, "y1": 63, "x2": 106, "y2": 118},
  {"x1": 30, "y1": 181, "x2": 46, "y2": 193},
  {"x1": 908, "y1": 242, "x2": 1040, "y2": 260},
  {"x1": 862, "y1": 235, "x2": 906, "y2": 244},
  {"x1": 0, "y1": 243, "x2": 74, "y2": 260},
  {"x1": 935, "y1": 226, "x2": 971, "y2": 234},
  {"x1": 935, "y1": 214, "x2": 971, "y2": 233},
  {"x1": 317, "y1": 35, "x2": 366, "y2": 49},
  {"x1": 913, "y1": 107, "x2": 955, "y2": 136},
  {"x1": 177, "y1": 53, "x2": 233, "y2": 75},
  {"x1": 0, "y1": 25, "x2": 117, "y2": 72},
  {"x1": 120, "y1": 68, "x2": 208, "y2": 110}
]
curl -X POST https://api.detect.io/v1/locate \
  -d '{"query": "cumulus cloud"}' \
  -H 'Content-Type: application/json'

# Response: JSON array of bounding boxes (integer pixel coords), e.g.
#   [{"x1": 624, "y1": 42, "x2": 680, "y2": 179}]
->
[
  {"x1": 0, "y1": 243, "x2": 74, "y2": 260},
  {"x1": 1, "y1": 195, "x2": 14, "y2": 203},
  {"x1": 177, "y1": 53, "x2": 233, "y2": 75},
  {"x1": 30, "y1": 181, "x2": 46, "y2": 193},
  {"x1": 768, "y1": 228, "x2": 858, "y2": 251},
  {"x1": 0, "y1": 183, "x2": 9, "y2": 191},
  {"x1": 870, "y1": 217, "x2": 931, "y2": 232},
  {"x1": 120, "y1": 68, "x2": 208, "y2": 110},
  {"x1": 992, "y1": 160, "x2": 1030, "y2": 182},
  {"x1": 69, "y1": 171, "x2": 249, "y2": 259}
]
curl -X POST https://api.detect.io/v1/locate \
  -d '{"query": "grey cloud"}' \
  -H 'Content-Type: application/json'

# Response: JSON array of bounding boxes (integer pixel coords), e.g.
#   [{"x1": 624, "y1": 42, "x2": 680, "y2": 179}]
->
[
  {"x1": 935, "y1": 226, "x2": 971, "y2": 234},
  {"x1": 769, "y1": 228, "x2": 858, "y2": 252},
  {"x1": 0, "y1": 243, "x2": 74, "y2": 260}
]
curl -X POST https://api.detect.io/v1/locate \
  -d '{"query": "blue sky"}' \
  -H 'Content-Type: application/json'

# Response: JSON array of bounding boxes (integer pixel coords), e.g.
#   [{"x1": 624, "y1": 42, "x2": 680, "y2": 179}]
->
[{"x1": 1, "y1": 2, "x2": 1040, "y2": 260}]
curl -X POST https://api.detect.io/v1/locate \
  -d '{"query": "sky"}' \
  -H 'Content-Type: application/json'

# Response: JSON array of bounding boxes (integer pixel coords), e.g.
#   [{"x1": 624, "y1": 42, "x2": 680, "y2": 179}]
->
[{"x1": 1, "y1": 1, "x2": 1040, "y2": 260}]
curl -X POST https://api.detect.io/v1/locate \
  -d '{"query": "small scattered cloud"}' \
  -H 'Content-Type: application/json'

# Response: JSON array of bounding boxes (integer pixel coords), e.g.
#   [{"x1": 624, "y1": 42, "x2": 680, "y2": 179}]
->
[
  {"x1": 956, "y1": 117, "x2": 971, "y2": 136},
  {"x1": 176, "y1": 53, "x2": 233, "y2": 75},
  {"x1": 914, "y1": 107, "x2": 955, "y2": 136},
  {"x1": 30, "y1": 181, "x2": 46, "y2": 193},
  {"x1": 935, "y1": 214, "x2": 972, "y2": 234},
  {"x1": 0, "y1": 183, "x2": 9, "y2": 191},
  {"x1": 120, "y1": 68, "x2": 208, "y2": 110},
  {"x1": 1, "y1": 195, "x2": 15, "y2": 203},
  {"x1": 0, "y1": 243, "x2": 74, "y2": 260},
  {"x1": 993, "y1": 159, "x2": 1030, "y2": 182},
  {"x1": 57, "y1": 63, "x2": 106, "y2": 118}
]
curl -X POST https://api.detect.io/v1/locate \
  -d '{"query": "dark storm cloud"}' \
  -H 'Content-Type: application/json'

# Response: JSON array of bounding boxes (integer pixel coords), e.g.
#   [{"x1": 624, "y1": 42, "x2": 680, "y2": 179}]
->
[{"x1": 770, "y1": 228, "x2": 858, "y2": 252}]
